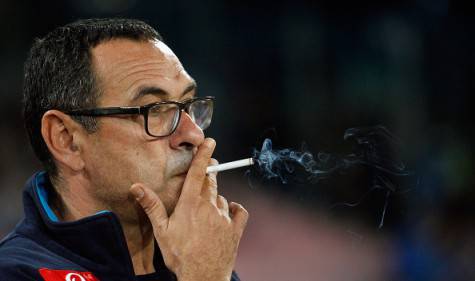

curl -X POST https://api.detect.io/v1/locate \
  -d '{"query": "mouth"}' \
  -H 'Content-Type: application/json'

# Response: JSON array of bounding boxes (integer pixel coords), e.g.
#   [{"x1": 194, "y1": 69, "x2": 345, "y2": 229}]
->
[{"x1": 168, "y1": 152, "x2": 193, "y2": 178}]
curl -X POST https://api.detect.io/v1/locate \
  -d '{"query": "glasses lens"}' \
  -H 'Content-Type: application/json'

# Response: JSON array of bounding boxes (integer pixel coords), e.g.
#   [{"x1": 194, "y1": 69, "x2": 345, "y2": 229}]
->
[
  {"x1": 147, "y1": 103, "x2": 180, "y2": 136},
  {"x1": 188, "y1": 99, "x2": 213, "y2": 130}
]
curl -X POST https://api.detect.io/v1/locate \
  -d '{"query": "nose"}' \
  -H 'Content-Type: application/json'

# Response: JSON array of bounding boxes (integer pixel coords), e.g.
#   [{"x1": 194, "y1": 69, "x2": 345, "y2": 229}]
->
[{"x1": 169, "y1": 111, "x2": 205, "y2": 150}]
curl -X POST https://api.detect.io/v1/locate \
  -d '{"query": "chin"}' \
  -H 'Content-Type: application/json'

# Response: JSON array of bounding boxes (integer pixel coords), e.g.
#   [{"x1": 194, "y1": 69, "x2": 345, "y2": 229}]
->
[{"x1": 158, "y1": 175, "x2": 186, "y2": 215}]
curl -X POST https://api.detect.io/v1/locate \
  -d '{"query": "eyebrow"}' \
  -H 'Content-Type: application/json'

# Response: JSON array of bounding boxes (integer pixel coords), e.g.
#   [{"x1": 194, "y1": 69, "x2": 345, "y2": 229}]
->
[{"x1": 132, "y1": 81, "x2": 197, "y2": 102}]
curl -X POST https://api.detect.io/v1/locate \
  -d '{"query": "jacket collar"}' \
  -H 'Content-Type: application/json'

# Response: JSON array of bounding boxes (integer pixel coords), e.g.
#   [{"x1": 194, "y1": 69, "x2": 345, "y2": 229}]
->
[{"x1": 19, "y1": 171, "x2": 173, "y2": 279}]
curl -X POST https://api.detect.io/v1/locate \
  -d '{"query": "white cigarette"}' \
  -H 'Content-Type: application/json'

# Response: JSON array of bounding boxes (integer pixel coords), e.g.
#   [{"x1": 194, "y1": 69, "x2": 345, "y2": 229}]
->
[{"x1": 206, "y1": 158, "x2": 255, "y2": 173}]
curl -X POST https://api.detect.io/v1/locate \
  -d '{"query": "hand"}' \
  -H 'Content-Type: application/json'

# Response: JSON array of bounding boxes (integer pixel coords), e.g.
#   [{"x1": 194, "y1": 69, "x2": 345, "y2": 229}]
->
[{"x1": 130, "y1": 138, "x2": 249, "y2": 281}]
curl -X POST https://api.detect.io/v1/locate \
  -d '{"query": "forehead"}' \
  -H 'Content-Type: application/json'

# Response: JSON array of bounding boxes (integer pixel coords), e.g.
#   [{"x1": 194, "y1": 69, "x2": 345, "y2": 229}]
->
[{"x1": 91, "y1": 38, "x2": 194, "y2": 105}]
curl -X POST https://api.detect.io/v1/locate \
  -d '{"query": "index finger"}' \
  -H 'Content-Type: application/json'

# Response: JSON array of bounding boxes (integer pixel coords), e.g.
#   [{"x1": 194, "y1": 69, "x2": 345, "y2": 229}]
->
[
  {"x1": 201, "y1": 158, "x2": 219, "y2": 206},
  {"x1": 177, "y1": 138, "x2": 216, "y2": 207}
]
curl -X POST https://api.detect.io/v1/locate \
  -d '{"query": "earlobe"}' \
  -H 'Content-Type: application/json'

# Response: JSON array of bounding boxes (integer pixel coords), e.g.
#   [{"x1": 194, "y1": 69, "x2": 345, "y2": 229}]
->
[{"x1": 41, "y1": 110, "x2": 85, "y2": 172}]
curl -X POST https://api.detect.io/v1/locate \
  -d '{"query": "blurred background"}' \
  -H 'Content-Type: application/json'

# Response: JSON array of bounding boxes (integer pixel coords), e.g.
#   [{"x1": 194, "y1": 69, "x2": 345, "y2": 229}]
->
[{"x1": 0, "y1": 0, "x2": 474, "y2": 280}]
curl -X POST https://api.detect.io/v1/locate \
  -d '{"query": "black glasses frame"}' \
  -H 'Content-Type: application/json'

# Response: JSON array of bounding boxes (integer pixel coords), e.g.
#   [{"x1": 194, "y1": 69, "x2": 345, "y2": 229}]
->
[{"x1": 66, "y1": 96, "x2": 215, "y2": 137}]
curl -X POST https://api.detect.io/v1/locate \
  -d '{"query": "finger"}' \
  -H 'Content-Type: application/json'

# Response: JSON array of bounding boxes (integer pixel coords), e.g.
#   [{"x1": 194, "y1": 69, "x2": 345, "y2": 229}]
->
[
  {"x1": 179, "y1": 138, "x2": 216, "y2": 206},
  {"x1": 229, "y1": 202, "x2": 249, "y2": 236},
  {"x1": 130, "y1": 183, "x2": 169, "y2": 236},
  {"x1": 201, "y1": 158, "x2": 219, "y2": 205},
  {"x1": 216, "y1": 195, "x2": 229, "y2": 217}
]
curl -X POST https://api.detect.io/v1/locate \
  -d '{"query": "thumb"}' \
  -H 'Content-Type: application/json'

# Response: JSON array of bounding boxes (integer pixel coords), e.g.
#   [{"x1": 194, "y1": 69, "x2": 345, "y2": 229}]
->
[{"x1": 130, "y1": 183, "x2": 169, "y2": 236}]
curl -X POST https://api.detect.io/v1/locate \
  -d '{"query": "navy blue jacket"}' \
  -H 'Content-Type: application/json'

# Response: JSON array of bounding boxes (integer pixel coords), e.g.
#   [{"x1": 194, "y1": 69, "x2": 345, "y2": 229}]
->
[{"x1": 0, "y1": 172, "x2": 240, "y2": 281}]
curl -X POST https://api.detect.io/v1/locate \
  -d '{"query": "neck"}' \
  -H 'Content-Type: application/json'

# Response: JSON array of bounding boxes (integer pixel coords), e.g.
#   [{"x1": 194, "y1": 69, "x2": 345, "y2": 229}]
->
[
  {"x1": 122, "y1": 217, "x2": 156, "y2": 275},
  {"x1": 51, "y1": 174, "x2": 156, "y2": 275}
]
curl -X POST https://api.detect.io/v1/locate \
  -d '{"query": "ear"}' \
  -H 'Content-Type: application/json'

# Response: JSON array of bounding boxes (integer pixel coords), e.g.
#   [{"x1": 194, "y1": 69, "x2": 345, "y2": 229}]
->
[{"x1": 41, "y1": 110, "x2": 87, "y2": 172}]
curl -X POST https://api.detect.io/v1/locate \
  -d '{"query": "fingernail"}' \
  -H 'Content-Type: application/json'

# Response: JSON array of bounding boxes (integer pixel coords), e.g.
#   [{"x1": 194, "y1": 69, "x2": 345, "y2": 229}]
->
[{"x1": 131, "y1": 185, "x2": 144, "y2": 200}]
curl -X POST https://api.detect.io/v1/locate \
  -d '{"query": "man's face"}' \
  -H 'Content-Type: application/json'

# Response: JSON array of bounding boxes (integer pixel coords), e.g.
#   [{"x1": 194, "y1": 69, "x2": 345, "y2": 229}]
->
[{"x1": 81, "y1": 38, "x2": 205, "y2": 220}]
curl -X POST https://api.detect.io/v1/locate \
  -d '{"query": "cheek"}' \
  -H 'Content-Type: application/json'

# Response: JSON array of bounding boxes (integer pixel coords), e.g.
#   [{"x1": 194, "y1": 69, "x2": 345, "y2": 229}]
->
[
  {"x1": 84, "y1": 126, "x2": 170, "y2": 196},
  {"x1": 85, "y1": 139, "x2": 137, "y2": 191},
  {"x1": 135, "y1": 145, "x2": 169, "y2": 187}
]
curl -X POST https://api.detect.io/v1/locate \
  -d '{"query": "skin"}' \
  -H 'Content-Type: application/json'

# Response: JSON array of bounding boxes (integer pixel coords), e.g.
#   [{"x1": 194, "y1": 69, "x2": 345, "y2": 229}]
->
[{"x1": 40, "y1": 38, "x2": 248, "y2": 280}]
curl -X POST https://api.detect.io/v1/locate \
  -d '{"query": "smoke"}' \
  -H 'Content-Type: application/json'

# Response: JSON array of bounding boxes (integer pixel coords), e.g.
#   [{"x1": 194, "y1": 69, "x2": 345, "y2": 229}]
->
[{"x1": 250, "y1": 126, "x2": 415, "y2": 228}]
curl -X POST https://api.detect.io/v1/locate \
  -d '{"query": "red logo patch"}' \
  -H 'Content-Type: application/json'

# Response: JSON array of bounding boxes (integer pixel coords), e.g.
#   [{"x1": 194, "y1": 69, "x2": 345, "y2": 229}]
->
[{"x1": 39, "y1": 268, "x2": 100, "y2": 281}]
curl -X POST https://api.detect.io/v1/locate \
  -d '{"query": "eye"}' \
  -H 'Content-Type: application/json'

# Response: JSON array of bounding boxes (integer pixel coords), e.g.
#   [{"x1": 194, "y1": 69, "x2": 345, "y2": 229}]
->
[
  {"x1": 147, "y1": 103, "x2": 181, "y2": 136},
  {"x1": 188, "y1": 99, "x2": 213, "y2": 130}
]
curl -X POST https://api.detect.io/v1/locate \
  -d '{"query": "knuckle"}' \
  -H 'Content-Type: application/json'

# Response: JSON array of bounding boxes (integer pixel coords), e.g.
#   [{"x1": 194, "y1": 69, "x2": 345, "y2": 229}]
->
[
  {"x1": 234, "y1": 203, "x2": 249, "y2": 219},
  {"x1": 143, "y1": 199, "x2": 159, "y2": 215},
  {"x1": 233, "y1": 202, "x2": 243, "y2": 210},
  {"x1": 241, "y1": 207, "x2": 249, "y2": 217},
  {"x1": 207, "y1": 175, "x2": 218, "y2": 187},
  {"x1": 240, "y1": 207, "x2": 249, "y2": 218},
  {"x1": 210, "y1": 158, "x2": 219, "y2": 166},
  {"x1": 217, "y1": 195, "x2": 228, "y2": 206},
  {"x1": 242, "y1": 209, "x2": 250, "y2": 222}
]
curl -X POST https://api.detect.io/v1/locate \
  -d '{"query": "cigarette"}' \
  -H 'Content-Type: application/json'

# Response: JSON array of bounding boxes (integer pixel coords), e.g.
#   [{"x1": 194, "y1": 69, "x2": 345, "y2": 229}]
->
[{"x1": 206, "y1": 158, "x2": 255, "y2": 173}]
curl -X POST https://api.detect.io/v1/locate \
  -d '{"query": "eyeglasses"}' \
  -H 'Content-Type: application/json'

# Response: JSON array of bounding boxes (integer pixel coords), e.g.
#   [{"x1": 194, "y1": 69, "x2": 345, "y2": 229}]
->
[{"x1": 66, "y1": 96, "x2": 214, "y2": 137}]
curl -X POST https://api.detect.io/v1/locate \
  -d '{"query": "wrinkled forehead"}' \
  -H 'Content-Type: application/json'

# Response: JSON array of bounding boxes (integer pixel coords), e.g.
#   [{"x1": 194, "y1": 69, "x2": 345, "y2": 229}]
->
[
  {"x1": 91, "y1": 38, "x2": 183, "y2": 77},
  {"x1": 90, "y1": 38, "x2": 190, "y2": 104}
]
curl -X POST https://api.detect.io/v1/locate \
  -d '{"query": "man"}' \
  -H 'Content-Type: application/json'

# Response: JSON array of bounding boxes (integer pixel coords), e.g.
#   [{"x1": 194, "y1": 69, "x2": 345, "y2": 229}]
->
[{"x1": 0, "y1": 18, "x2": 248, "y2": 281}]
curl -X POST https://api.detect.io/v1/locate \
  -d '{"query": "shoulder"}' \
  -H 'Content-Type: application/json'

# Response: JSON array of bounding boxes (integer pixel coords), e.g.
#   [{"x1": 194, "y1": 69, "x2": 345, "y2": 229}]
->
[
  {"x1": 0, "y1": 234, "x2": 43, "y2": 280},
  {"x1": 0, "y1": 245, "x2": 39, "y2": 280},
  {"x1": 0, "y1": 232, "x2": 66, "y2": 280},
  {"x1": 0, "y1": 232, "x2": 47, "y2": 260},
  {"x1": 0, "y1": 264, "x2": 38, "y2": 280}
]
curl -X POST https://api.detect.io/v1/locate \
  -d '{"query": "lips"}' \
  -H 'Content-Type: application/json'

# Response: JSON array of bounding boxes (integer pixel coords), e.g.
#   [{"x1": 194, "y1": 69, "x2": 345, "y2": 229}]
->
[{"x1": 168, "y1": 152, "x2": 193, "y2": 177}]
